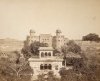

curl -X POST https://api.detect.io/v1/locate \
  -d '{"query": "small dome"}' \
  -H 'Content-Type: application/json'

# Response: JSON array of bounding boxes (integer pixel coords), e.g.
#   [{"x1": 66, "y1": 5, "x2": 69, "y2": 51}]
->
[
  {"x1": 30, "y1": 29, "x2": 35, "y2": 33},
  {"x1": 27, "y1": 35, "x2": 30, "y2": 38},
  {"x1": 56, "y1": 29, "x2": 62, "y2": 33}
]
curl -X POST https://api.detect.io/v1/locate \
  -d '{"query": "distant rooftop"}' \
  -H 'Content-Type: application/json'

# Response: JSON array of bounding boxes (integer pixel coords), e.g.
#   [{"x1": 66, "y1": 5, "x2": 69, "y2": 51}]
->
[{"x1": 39, "y1": 47, "x2": 54, "y2": 51}]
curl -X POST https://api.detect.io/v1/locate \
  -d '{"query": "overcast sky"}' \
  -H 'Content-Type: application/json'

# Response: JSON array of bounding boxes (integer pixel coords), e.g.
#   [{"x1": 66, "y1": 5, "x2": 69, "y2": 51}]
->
[{"x1": 0, "y1": 0, "x2": 100, "y2": 40}]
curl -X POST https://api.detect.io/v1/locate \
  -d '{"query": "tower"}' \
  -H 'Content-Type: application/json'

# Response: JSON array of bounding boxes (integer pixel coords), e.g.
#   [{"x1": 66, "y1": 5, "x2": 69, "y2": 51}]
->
[
  {"x1": 55, "y1": 29, "x2": 63, "y2": 49},
  {"x1": 25, "y1": 29, "x2": 36, "y2": 46},
  {"x1": 29, "y1": 29, "x2": 35, "y2": 43},
  {"x1": 30, "y1": 29, "x2": 35, "y2": 37},
  {"x1": 56, "y1": 29, "x2": 62, "y2": 36}
]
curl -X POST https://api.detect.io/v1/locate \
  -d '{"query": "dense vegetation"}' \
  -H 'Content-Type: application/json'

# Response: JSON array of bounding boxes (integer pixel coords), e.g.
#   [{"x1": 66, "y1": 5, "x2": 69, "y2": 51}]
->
[
  {"x1": 82, "y1": 33, "x2": 100, "y2": 42},
  {"x1": 21, "y1": 41, "x2": 48, "y2": 59},
  {"x1": 0, "y1": 39, "x2": 100, "y2": 81},
  {"x1": 61, "y1": 40, "x2": 81, "y2": 54},
  {"x1": 0, "y1": 51, "x2": 32, "y2": 81}
]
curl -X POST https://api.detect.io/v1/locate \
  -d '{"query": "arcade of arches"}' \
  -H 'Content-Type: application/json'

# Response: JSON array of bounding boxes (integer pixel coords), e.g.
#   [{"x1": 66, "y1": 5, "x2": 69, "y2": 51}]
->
[
  {"x1": 41, "y1": 52, "x2": 52, "y2": 57},
  {"x1": 40, "y1": 64, "x2": 52, "y2": 70}
]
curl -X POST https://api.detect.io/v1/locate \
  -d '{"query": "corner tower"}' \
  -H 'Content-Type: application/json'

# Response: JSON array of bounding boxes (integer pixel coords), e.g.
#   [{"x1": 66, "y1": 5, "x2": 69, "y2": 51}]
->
[
  {"x1": 55, "y1": 29, "x2": 64, "y2": 49},
  {"x1": 30, "y1": 29, "x2": 35, "y2": 37},
  {"x1": 25, "y1": 29, "x2": 36, "y2": 46},
  {"x1": 56, "y1": 29, "x2": 62, "y2": 36}
]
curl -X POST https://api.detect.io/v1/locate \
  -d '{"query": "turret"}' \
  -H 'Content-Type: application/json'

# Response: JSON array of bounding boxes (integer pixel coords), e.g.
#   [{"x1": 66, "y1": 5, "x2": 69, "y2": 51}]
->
[
  {"x1": 55, "y1": 29, "x2": 63, "y2": 49},
  {"x1": 30, "y1": 29, "x2": 35, "y2": 37},
  {"x1": 56, "y1": 29, "x2": 62, "y2": 36}
]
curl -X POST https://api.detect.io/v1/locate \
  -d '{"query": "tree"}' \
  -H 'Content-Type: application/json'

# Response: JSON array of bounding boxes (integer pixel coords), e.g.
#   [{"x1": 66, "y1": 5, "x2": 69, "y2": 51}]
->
[
  {"x1": 0, "y1": 51, "x2": 32, "y2": 81},
  {"x1": 82, "y1": 33, "x2": 100, "y2": 42},
  {"x1": 47, "y1": 71, "x2": 60, "y2": 81},
  {"x1": 21, "y1": 41, "x2": 48, "y2": 58},
  {"x1": 21, "y1": 46, "x2": 32, "y2": 59},
  {"x1": 37, "y1": 74, "x2": 45, "y2": 81},
  {"x1": 30, "y1": 41, "x2": 48, "y2": 55},
  {"x1": 37, "y1": 71, "x2": 59, "y2": 81},
  {"x1": 61, "y1": 40, "x2": 81, "y2": 54},
  {"x1": 59, "y1": 68, "x2": 78, "y2": 81},
  {"x1": 53, "y1": 48, "x2": 61, "y2": 56}
]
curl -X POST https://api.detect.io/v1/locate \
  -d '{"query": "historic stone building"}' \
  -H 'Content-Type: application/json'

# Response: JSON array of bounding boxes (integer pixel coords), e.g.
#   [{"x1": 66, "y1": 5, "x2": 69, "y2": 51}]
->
[
  {"x1": 28, "y1": 47, "x2": 63, "y2": 79},
  {"x1": 25, "y1": 29, "x2": 69, "y2": 49},
  {"x1": 52, "y1": 29, "x2": 69, "y2": 49},
  {"x1": 25, "y1": 29, "x2": 82, "y2": 80}
]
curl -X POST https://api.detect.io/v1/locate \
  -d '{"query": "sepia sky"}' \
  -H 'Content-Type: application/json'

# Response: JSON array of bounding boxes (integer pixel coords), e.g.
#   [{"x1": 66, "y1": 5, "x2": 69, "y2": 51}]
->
[{"x1": 0, "y1": 0, "x2": 100, "y2": 40}]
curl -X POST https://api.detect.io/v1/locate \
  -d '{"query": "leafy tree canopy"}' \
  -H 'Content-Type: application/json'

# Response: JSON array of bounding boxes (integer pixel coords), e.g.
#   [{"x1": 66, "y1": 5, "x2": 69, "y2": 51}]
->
[
  {"x1": 21, "y1": 41, "x2": 48, "y2": 58},
  {"x1": 82, "y1": 33, "x2": 100, "y2": 42},
  {"x1": 61, "y1": 40, "x2": 81, "y2": 54}
]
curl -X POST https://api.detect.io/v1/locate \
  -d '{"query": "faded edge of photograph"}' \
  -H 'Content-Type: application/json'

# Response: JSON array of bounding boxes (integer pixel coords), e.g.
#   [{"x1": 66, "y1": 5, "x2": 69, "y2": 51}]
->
[{"x1": 0, "y1": 0, "x2": 100, "y2": 81}]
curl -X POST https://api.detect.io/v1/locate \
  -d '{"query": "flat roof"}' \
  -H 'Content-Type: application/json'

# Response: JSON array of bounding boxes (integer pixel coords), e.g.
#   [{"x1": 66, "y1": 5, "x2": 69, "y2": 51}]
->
[
  {"x1": 28, "y1": 56, "x2": 63, "y2": 62},
  {"x1": 39, "y1": 47, "x2": 54, "y2": 51},
  {"x1": 28, "y1": 58, "x2": 63, "y2": 62}
]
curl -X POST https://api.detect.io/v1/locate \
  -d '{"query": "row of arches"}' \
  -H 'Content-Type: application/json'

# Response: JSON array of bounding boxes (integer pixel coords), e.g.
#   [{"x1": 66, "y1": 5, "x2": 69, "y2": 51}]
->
[
  {"x1": 40, "y1": 64, "x2": 52, "y2": 70},
  {"x1": 41, "y1": 52, "x2": 51, "y2": 57}
]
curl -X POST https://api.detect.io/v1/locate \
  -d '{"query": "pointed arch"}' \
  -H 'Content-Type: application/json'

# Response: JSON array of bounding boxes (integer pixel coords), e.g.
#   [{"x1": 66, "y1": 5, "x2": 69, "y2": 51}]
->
[
  {"x1": 45, "y1": 52, "x2": 48, "y2": 56},
  {"x1": 48, "y1": 64, "x2": 52, "y2": 70},
  {"x1": 40, "y1": 64, "x2": 44, "y2": 70},
  {"x1": 44, "y1": 64, "x2": 48, "y2": 69},
  {"x1": 48, "y1": 52, "x2": 51, "y2": 56},
  {"x1": 41, "y1": 52, "x2": 44, "y2": 57}
]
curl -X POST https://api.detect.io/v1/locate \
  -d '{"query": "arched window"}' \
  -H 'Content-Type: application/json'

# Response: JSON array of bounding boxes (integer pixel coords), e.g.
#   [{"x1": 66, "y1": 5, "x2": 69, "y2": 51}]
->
[
  {"x1": 44, "y1": 64, "x2": 48, "y2": 69},
  {"x1": 48, "y1": 64, "x2": 52, "y2": 70},
  {"x1": 40, "y1": 64, "x2": 44, "y2": 70},
  {"x1": 41, "y1": 52, "x2": 44, "y2": 57},
  {"x1": 48, "y1": 52, "x2": 51, "y2": 56},
  {"x1": 62, "y1": 61, "x2": 65, "y2": 66},
  {"x1": 45, "y1": 52, "x2": 47, "y2": 56}
]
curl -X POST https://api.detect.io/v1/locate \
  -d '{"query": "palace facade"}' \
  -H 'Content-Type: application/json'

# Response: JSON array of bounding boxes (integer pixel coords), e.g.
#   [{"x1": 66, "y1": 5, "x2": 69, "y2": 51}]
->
[{"x1": 25, "y1": 29, "x2": 69, "y2": 49}]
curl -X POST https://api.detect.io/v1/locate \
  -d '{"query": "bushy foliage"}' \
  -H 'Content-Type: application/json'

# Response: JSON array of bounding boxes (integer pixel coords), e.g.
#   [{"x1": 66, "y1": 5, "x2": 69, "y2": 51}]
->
[
  {"x1": 60, "y1": 48, "x2": 100, "y2": 81},
  {"x1": 21, "y1": 41, "x2": 48, "y2": 58},
  {"x1": 0, "y1": 51, "x2": 32, "y2": 81},
  {"x1": 59, "y1": 68, "x2": 78, "y2": 81},
  {"x1": 59, "y1": 63, "x2": 98, "y2": 81},
  {"x1": 30, "y1": 41, "x2": 48, "y2": 54},
  {"x1": 62, "y1": 40, "x2": 81, "y2": 54},
  {"x1": 82, "y1": 33, "x2": 100, "y2": 42},
  {"x1": 37, "y1": 71, "x2": 60, "y2": 81}
]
